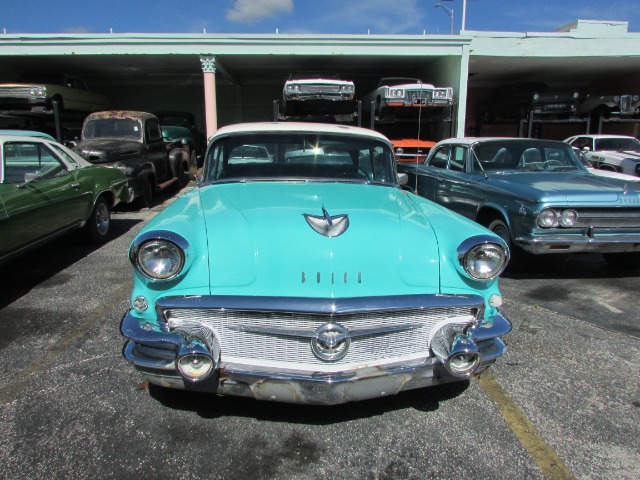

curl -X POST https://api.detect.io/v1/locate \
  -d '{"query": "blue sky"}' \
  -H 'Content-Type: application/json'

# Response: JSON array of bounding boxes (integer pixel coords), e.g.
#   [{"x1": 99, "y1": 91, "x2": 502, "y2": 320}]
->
[{"x1": 2, "y1": 0, "x2": 639, "y2": 35}]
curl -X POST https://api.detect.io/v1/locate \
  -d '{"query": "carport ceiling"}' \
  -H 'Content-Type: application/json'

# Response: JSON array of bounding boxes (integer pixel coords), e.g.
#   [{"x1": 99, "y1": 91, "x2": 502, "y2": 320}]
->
[
  {"x1": 468, "y1": 56, "x2": 640, "y2": 88},
  {"x1": 0, "y1": 54, "x2": 446, "y2": 87},
  {"x1": 1, "y1": 53, "x2": 638, "y2": 89}
]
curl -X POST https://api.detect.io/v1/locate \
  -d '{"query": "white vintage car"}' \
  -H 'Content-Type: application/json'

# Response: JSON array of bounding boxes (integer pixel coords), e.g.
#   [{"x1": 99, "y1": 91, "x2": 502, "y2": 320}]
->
[
  {"x1": 564, "y1": 134, "x2": 640, "y2": 177},
  {"x1": 282, "y1": 72, "x2": 355, "y2": 116},
  {"x1": 0, "y1": 74, "x2": 109, "y2": 113},
  {"x1": 362, "y1": 77, "x2": 454, "y2": 119},
  {"x1": 578, "y1": 93, "x2": 640, "y2": 117}
]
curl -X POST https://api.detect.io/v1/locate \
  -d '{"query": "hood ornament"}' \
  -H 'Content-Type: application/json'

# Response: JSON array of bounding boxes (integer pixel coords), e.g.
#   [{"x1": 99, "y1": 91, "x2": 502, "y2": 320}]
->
[{"x1": 304, "y1": 207, "x2": 349, "y2": 237}]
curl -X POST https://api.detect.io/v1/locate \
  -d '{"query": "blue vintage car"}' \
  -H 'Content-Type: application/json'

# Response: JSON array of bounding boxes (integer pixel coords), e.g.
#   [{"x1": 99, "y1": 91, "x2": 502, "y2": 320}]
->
[
  {"x1": 120, "y1": 122, "x2": 510, "y2": 405},
  {"x1": 397, "y1": 137, "x2": 640, "y2": 269}
]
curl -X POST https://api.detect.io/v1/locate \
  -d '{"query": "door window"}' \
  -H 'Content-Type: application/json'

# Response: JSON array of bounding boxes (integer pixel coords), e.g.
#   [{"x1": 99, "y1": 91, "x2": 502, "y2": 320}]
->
[
  {"x1": 428, "y1": 146, "x2": 449, "y2": 169},
  {"x1": 3, "y1": 142, "x2": 65, "y2": 184}
]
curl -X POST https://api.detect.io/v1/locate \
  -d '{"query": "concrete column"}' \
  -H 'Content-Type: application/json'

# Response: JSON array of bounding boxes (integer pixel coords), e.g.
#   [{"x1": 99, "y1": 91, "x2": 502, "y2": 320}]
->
[
  {"x1": 200, "y1": 55, "x2": 218, "y2": 139},
  {"x1": 455, "y1": 44, "x2": 471, "y2": 138}
]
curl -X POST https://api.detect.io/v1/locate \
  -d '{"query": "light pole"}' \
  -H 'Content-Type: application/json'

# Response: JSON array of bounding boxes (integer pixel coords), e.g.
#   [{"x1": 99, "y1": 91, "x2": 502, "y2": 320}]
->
[
  {"x1": 461, "y1": 0, "x2": 467, "y2": 31},
  {"x1": 434, "y1": 2, "x2": 454, "y2": 35}
]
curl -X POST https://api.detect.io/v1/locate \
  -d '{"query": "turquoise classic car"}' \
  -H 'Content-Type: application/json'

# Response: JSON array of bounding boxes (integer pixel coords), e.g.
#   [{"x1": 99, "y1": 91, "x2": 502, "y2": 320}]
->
[
  {"x1": 120, "y1": 122, "x2": 511, "y2": 405},
  {"x1": 0, "y1": 135, "x2": 133, "y2": 265},
  {"x1": 397, "y1": 137, "x2": 640, "y2": 269}
]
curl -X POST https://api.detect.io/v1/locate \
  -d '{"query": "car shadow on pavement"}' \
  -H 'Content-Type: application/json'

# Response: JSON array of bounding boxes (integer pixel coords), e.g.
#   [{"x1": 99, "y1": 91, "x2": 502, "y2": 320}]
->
[
  {"x1": 502, "y1": 252, "x2": 640, "y2": 280},
  {"x1": 0, "y1": 218, "x2": 141, "y2": 309},
  {"x1": 147, "y1": 380, "x2": 470, "y2": 423}
]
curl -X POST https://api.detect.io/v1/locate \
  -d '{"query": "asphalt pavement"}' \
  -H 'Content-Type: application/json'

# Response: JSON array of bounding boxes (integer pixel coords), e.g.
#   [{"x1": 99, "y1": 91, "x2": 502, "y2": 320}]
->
[{"x1": 0, "y1": 183, "x2": 638, "y2": 480}]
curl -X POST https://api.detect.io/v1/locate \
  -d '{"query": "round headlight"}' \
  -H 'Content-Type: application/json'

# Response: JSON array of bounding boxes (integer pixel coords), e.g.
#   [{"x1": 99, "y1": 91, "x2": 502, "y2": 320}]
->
[
  {"x1": 395, "y1": 147, "x2": 404, "y2": 154},
  {"x1": 177, "y1": 354, "x2": 213, "y2": 381},
  {"x1": 463, "y1": 243, "x2": 507, "y2": 280},
  {"x1": 559, "y1": 209, "x2": 578, "y2": 227},
  {"x1": 533, "y1": 93, "x2": 540, "y2": 101},
  {"x1": 137, "y1": 239, "x2": 184, "y2": 280},
  {"x1": 537, "y1": 209, "x2": 557, "y2": 228}
]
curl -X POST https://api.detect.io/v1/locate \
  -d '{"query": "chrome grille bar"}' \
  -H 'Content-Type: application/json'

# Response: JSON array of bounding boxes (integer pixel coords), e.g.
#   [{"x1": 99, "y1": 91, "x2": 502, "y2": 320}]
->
[
  {"x1": 299, "y1": 85, "x2": 341, "y2": 94},
  {"x1": 574, "y1": 208, "x2": 640, "y2": 228}
]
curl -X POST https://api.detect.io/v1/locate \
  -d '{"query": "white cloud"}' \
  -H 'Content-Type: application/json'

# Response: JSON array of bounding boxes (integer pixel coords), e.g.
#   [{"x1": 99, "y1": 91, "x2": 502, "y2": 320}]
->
[{"x1": 226, "y1": 0, "x2": 294, "y2": 23}]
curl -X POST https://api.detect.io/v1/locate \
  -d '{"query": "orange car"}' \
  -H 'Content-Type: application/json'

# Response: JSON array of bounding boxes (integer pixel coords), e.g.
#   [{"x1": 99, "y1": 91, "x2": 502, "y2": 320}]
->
[{"x1": 391, "y1": 138, "x2": 436, "y2": 163}]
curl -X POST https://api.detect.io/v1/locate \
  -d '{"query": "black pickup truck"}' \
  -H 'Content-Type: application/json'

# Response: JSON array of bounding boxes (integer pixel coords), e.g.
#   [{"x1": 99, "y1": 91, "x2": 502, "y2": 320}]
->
[{"x1": 74, "y1": 111, "x2": 192, "y2": 206}]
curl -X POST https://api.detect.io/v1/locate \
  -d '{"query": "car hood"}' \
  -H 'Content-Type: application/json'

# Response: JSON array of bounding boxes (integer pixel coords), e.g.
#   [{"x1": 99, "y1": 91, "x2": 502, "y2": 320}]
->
[
  {"x1": 486, "y1": 171, "x2": 640, "y2": 204},
  {"x1": 74, "y1": 139, "x2": 143, "y2": 163},
  {"x1": 387, "y1": 83, "x2": 435, "y2": 90},
  {"x1": 197, "y1": 182, "x2": 441, "y2": 297}
]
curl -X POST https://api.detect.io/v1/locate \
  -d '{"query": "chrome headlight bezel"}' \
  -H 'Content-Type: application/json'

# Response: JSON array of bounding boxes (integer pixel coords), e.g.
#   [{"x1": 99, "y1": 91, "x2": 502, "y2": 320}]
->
[
  {"x1": 457, "y1": 235, "x2": 509, "y2": 281},
  {"x1": 129, "y1": 230, "x2": 191, "y2": 281},
  {"x1": 537, "y1": 208, "x2": 578, "y2": 228},
  {"x1": 285, "y1": 83, "x2": 301, "y2": 93},
  {"x1": 433, "y1": 88, "x2": 450, "y2": 99}
]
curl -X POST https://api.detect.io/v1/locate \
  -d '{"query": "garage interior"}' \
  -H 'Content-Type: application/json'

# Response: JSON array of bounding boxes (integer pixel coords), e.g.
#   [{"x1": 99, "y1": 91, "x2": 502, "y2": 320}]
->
[{"x1": 0, "y1": 22, "x2": 639, "y2": 144}]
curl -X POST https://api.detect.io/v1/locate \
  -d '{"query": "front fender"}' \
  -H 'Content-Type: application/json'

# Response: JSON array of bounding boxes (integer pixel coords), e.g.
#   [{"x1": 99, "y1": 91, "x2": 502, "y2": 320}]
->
[{"x1": 168, "y1": 147, "x2": 189, "y2": 178}]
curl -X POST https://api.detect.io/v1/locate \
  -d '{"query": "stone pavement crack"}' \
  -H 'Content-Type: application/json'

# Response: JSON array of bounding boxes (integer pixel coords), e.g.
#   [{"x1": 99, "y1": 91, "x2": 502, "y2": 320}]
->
[
  {"x1": 477, "y1": 370, "x2": 577, "y2": 480},
  {"x1": 0, "y1": 282, "x2": 130, "y2": 406}
]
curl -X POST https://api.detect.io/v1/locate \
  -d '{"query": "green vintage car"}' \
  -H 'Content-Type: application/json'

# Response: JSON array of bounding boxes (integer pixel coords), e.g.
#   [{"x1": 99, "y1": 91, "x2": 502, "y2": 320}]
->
[
  {"x1": 120, "y1": 122, "x2": 511, "y2": 405},
  {"x1": 0, "y1": 135, "x2": 133, "y2": 265}
]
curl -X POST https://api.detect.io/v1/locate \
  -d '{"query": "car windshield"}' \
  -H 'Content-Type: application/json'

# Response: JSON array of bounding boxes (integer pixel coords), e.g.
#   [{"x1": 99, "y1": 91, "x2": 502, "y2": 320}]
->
[
  {"x1": 471, "y1": 142, "x2": 584, "y2": 173},
  {"x1": 595, "y1": 137, "x2": 640, "y2": 151},
  {"x1": 82, "y1": 118, "x2": 143, "y2": 141},
  {"x1": 203, "y1": 132, "x2": 396, "y2": 185}
]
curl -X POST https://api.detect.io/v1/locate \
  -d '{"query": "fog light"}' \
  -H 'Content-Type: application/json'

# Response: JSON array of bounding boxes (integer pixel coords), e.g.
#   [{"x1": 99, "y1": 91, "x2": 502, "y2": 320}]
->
[
  {"x1": 448, "y1": 352, "x2": 481, "y2": 375},
  {"x1": 132, "y1": 296, "x2": 148, "y2": 311},
  {"x1": 177, "y1": 354, "x2": 213, "y2": 381},
  {"x1": 446, "y1": 333, "x2": 481, "y2": 377}
]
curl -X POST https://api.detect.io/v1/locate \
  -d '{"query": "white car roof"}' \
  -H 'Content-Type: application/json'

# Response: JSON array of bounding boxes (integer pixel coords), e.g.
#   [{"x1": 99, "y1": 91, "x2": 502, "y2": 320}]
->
[
  {"x1": 210, "y1": 122, "x2": 391, "y2": 143},
  {"x1": 434, "y1": 137, "x2": 566, "y2": 146},
  {"x1": 566, "y1": 134, "x2": 637, "y2": 140}
]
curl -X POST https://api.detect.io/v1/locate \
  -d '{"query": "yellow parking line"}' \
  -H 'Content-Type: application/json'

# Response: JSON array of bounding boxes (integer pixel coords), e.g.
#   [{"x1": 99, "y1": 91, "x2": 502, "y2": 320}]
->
[{"x1": 477, "y1": 370, "x2": 577, "y2": 480}]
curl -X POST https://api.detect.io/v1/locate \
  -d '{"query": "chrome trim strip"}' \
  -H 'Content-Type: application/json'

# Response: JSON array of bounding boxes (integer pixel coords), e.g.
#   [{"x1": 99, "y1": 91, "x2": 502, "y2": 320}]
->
[
  {"x1": 228, "y1": 322, "x2": 422, "y2": 339},
  {"x1": 154, "y1": 293, "x2": 485, "y2": 316}
]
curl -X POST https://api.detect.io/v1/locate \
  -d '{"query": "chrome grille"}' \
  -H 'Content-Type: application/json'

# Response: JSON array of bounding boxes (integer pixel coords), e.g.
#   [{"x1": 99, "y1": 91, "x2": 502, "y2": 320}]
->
[
  {"x1": 0, "y1": 87, "x2": 35, "y2": 96},
  {"x1": 406, "y1": 90, "x2": 432, "y2": 103},
  {"x1": 573, "y1": 208, "x2": 640, "y2": 228},
  {"x1": 299, "y1": 84, "x2": 341, "y2": 94},
  {"x1": 162, "y1": 306, "x2": 476, "y2": 367}
]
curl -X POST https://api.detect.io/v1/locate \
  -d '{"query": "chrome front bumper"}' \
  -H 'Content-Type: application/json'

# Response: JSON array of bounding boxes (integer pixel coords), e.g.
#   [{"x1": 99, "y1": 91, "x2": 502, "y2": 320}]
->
[
  {"x1": 516, "y1": 232, "x2": 640, "y2": 254},
  {"x1": 120, "y1": 295, "x2": 511, "y2": 405}
]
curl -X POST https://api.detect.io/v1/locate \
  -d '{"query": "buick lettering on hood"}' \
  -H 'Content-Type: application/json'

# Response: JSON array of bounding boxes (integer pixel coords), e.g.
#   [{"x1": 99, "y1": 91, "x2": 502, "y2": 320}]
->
[{"x1": 120, "y1": 122, "x2": 511, "y2": 405}]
